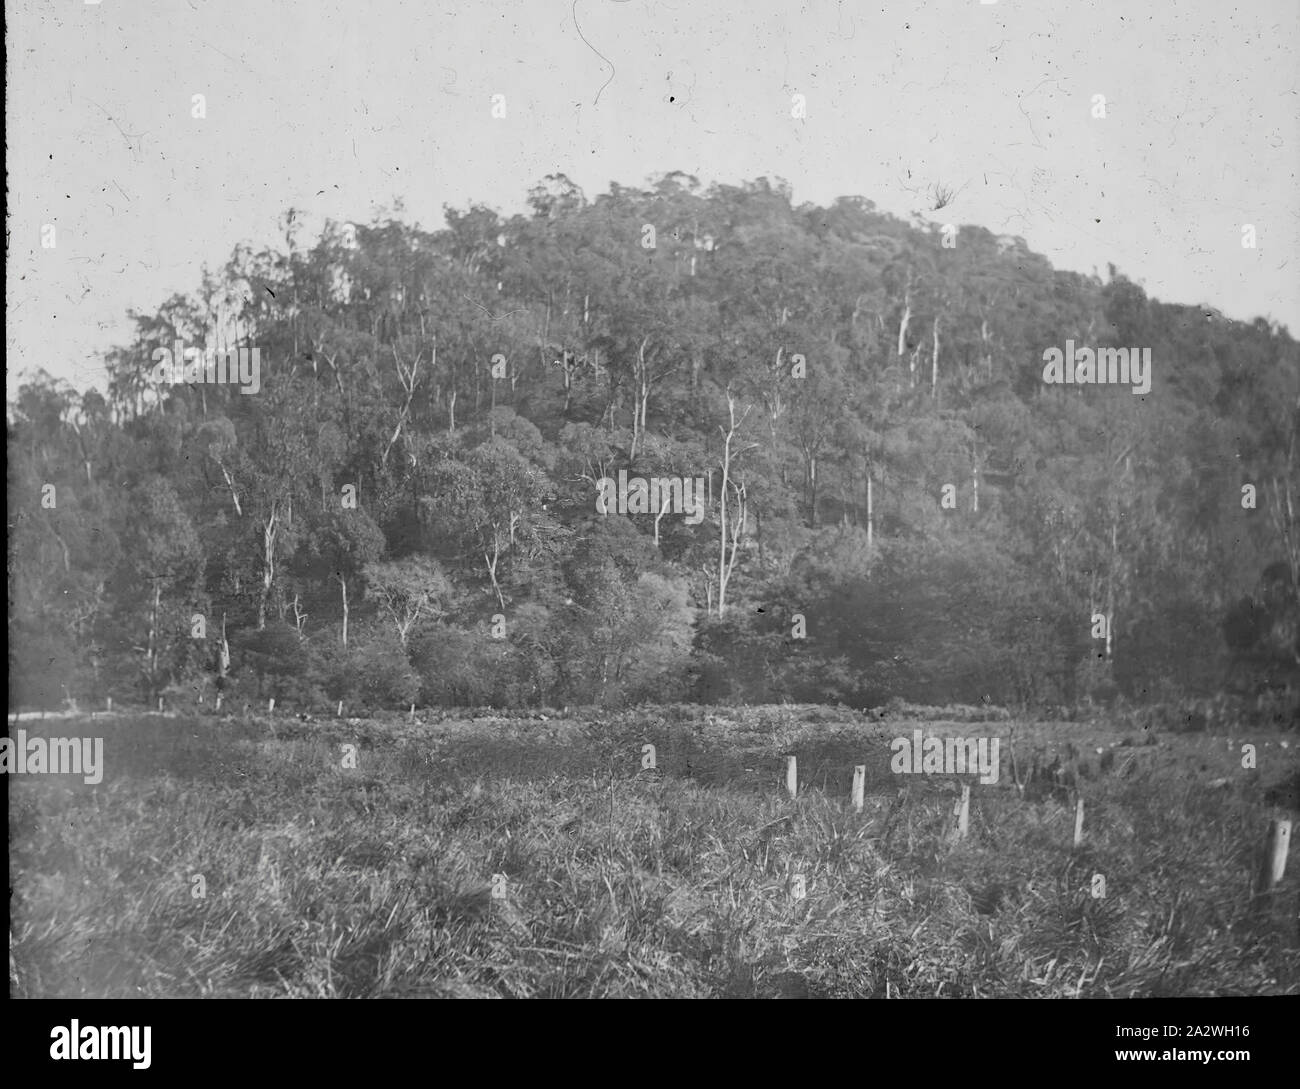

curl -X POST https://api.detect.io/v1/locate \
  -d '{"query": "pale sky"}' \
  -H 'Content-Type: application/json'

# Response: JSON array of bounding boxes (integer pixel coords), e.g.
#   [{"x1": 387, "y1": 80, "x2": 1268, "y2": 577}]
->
[{"x1": 8, "y1": 0, "x2": 1298, "y2": 396}]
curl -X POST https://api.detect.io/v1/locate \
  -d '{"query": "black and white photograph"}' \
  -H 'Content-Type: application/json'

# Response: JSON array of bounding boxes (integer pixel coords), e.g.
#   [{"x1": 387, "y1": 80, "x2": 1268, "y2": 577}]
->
[{"x1": 7, "y1": 0, "x2": 1298, "y2": 1039}]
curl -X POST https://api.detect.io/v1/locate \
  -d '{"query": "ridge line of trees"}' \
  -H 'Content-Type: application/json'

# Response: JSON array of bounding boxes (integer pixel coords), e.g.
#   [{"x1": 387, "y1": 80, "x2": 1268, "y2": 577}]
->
[{"x1": 9, "y1": 173, "x2": 1299, "y2": 713}]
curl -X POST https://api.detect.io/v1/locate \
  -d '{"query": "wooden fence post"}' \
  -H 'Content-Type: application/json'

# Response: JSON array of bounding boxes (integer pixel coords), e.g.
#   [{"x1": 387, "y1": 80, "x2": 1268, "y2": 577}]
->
[
  {"x1": 337, "y1": 700, "x2": 344, "y2": 718},
  {"x1": 785, "y1": 756, "x2": 798, "y2": 799},
  {"x1": 1074, "y1": 796, "x2": 1085, "y2": 849},
  {"x1": 953, "y1": 784, "x2": 971, "y2": 842},
  {"x1": 851, "y1": 765, "x2": 866, "y2": 812},
  {"x1": 1259, "y1": 816, "x2": 1292, "y2": 891}
]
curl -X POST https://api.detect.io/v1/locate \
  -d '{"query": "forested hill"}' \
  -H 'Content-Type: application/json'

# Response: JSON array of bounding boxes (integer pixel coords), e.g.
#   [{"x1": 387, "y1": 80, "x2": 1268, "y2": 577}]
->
[{"x1": 9, "y1": 174, "x2": 1299, "y2": 713}]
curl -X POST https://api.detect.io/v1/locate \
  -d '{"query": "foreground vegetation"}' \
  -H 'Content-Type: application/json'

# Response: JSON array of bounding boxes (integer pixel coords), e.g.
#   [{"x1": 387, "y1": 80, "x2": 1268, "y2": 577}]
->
[{"x1": 9, "y1": 705, "x2": 1298, "y2": 998}]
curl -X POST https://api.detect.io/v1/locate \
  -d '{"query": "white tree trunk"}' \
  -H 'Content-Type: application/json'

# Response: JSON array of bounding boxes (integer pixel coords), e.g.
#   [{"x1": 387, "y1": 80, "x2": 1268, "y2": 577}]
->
[
  {"x1": 896, "y1": 290, "x2": 911, "y2": 358},
  {"x1": 931, "y1": 315, "x2": 940, "y2": 397}
]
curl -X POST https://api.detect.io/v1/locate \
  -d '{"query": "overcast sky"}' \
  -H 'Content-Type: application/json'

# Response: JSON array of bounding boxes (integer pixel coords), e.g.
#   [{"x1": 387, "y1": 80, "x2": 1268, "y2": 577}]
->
[{"x1": 8, "y1": 0, "x2": 1298, "y2": 396}]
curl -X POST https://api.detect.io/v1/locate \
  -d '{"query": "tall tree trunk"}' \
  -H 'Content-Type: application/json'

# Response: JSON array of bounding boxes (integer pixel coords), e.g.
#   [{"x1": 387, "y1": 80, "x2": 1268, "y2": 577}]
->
[
  {"x1": 630, "y1": 336, "x2": 651, "y2": 462},
  {"x1": 146, "y1": 582, "x2": 161, "y2": 698},
  {"x1": 896, "y1": 288, "x2": 911, "y2": 358},
  {"x1": 716, "y1": 392, "x2": 753, "y2": 617},
  {"x1": 867, "y1": 473, "x2": 874, "y2": 547},
  {"x1": 808, "y1": 456, "x2": 818, "y2": 528},
  {"x1": 258, "y1": 504, "x2": 279, "y2": 631},
  {"x1": 1107, "y1": 517, "x2": 1118, "y2": 661},
  {"x1": 931, "y1": 316, "x2": 940, "y2": 397},
  {"x1": 217, "y1": 612, "x2": 231, "y2": 689},
  {"x1": 485, "y1": 533, "x2": 506, "y2": 609}
]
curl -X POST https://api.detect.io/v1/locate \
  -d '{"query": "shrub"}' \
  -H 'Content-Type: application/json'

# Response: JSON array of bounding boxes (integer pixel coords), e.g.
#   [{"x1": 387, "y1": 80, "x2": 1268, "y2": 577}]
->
[{"x1": 349, "y1": 631, "x2": 421, "y2": 712}]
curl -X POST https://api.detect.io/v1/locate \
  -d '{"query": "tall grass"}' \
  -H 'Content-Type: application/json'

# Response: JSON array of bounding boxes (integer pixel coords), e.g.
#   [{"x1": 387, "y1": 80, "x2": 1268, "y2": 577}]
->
[{"x1": 9, "y1": 710, "x2": 1297, "y2": 997}]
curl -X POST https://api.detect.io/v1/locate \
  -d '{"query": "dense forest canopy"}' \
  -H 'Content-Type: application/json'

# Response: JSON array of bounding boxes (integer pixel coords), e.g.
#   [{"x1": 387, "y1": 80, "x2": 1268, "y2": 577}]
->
[{"x1": 9, "y1": 173, "x2": 1299, "y2": 712}]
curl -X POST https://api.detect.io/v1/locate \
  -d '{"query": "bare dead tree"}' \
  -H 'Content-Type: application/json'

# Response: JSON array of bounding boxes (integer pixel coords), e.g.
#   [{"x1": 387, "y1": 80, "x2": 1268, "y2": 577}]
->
[
  {"x1": 717, "y1": 389, "x2": 758, "y2": 617},
  {"x1": 381, "y1": 339, "x2": 425, "y2": 469}
]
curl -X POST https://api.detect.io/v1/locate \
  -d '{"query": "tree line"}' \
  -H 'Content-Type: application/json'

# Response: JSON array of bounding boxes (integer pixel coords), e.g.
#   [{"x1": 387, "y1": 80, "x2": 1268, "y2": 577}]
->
[{"x1": 9, "y1": 173, "x2": 1299, "y2": 713}]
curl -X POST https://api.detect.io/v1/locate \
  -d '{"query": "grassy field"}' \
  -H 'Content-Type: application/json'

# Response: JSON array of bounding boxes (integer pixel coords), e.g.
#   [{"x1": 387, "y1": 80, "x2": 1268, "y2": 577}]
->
[{"x1": 8, "y1": 705, "x2": 1298, "y2": 997}]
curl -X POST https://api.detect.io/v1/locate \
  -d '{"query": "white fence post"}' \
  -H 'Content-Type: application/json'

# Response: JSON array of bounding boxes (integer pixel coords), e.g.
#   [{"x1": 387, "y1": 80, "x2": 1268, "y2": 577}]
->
[
  {"x1": 953, "y1": 784, "x2": 971, "y2": 842},
  {"x1": 1261, "y1": 817, "x2": 1292, "y2": 891}
]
